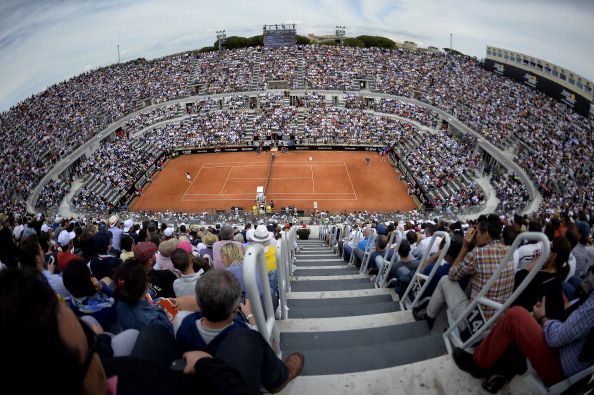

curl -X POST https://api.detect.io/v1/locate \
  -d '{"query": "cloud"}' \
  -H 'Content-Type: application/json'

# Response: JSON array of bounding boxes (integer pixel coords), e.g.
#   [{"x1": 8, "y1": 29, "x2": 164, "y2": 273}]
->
[{"x1": 0, "y1": 0, "x2": 593, "y2": 111}]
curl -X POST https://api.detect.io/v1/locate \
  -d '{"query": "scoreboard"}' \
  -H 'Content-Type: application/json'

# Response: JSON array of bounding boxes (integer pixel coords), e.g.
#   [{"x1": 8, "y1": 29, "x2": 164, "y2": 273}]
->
[{"x1": 263, "y1": 24, "x2": 296, "y2": 48}]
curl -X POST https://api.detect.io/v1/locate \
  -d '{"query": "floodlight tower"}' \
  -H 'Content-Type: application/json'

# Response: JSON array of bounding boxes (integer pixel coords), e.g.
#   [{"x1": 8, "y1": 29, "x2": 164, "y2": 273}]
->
[
  {"x1": 336, "y1": 25, "x2": 346, "y2": 45},
  {"x1": 216, "y1": 30, "x2": 226, "y2": 51}
]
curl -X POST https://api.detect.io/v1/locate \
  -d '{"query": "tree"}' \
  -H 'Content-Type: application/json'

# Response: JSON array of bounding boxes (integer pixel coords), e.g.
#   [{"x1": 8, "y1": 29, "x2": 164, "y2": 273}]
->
[{"x1": 355, "y1": 35, "x2": 396, "y2": 49}]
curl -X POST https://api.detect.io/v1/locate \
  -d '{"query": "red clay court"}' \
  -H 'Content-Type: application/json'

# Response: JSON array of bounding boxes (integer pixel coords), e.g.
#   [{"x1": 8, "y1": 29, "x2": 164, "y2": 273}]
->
[{"x1": 130, "y1": 151, "x2": 417, "y2": 213}]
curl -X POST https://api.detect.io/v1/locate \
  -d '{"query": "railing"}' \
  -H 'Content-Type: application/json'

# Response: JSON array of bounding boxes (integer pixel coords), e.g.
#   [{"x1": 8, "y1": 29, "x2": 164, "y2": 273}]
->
[
  {"x1": 375, "y1": 230, "x2": 403, "y2": 288},
  {"x1": 443, "y1": 232, "x2": 550, "y2": 350},
  {"x1": 400, "y1": 231, "x2": 451, "y2": 310},
  {"x1": 359, "y1": 234, "x2": 377, "y2": 275},
  {"x1": 348, "y1": 230, "x2": 363, "y2": 267},
  {"x1": 243, "y1": 244, "x2": 281, "y2": 357},
  {"x1": 276, "y1": 231, "x2": 290, "y2": 320}
]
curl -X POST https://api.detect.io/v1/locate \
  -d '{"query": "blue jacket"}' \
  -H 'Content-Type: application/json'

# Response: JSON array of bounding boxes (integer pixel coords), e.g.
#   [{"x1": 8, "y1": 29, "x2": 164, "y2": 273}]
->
[{"x1": 115, "y1": 299, "x2": 173, "y2": 335}]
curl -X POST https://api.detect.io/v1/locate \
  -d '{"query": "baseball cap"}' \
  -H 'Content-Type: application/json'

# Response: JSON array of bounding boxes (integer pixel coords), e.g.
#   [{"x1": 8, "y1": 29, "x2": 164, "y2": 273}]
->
[{"x1": 58, "y1": 230, "x2": 76, "y2": 247}]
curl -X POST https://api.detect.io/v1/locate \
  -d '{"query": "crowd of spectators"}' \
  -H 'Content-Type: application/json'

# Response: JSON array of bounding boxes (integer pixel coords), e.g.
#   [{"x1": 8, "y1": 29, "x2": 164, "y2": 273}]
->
[
  {"x1": 0, "y1": 45, "x2": 591, "y2": 221},
  {"x1": 491, "y1": 173, "x2": 530, "y2": 212}
]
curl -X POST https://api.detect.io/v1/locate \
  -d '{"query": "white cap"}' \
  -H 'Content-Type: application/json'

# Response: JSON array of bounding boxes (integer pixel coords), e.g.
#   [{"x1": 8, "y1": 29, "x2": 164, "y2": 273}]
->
[
  {"x1": 164, "y1": 227, "x2": 174, "y2": 237},
  {"x1": 40, "y1": 223, "x2": 50, "y2": 233},
  {"x1": 123, "y1": 219, "x2": 134, "y2": 232},
  {"x1": 58, "y1": 230, "x2": 76, "y2": 247}
]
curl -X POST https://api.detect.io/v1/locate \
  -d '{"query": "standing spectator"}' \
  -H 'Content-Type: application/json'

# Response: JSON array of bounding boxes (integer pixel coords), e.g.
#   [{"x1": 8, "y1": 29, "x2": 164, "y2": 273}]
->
[
  {"x1": 109, "y1": 215, "x2": 123, "y2": 253},
  {"x1": 172, "y1": 248, "x2": 203, "y2": 297}
]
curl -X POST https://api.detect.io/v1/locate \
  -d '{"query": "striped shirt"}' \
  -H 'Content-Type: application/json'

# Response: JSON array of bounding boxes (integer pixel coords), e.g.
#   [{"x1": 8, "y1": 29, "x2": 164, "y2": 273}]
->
[
  {"x1": 544, "y1": 291, "x2": 594, "y2": 377},
  {"x1": 449, "y1": 240, "x2": 514, "y2": 319}
]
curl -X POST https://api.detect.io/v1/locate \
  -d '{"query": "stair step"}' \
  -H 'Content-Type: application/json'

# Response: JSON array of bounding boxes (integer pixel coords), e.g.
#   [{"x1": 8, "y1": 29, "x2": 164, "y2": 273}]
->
[
  {"x1": 281, "y1": 321, "x2": 429, "y2": 351},
  {"x1": 278, "y1": 310, "x2": 415, "y2": 333},
  {"x1": 288, "y1": 294, "x2": 393, "y2": 308},
  {"x1": 293, "y1": 268, "x2": 358, "y2": 277},
  {"x1": 288, "y1": 300, "x2": 400, "y2": 318},
  {"x1": 282, "y1": 334, "x2": 446, "y2": 375},
  {"x1": 291, "y1": 278, "x2": 374, "y2": 292}
]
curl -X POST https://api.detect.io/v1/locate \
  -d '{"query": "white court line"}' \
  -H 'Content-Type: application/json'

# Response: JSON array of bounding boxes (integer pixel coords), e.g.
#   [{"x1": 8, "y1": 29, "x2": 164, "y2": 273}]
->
[
  {"x1": 184, "y1": 192, "x2": 357, "y2": 196},
  {"x1": 343, "y1": 160, "x2": 358, "y2": 200},
  {"x1": 181, "y1": 197, "x2": 359, "y2": 201},
  {"x1": 219, "y1": 167, "x2": 233, "y2": 193},
  {"x1": 230, "y1": 177, "x2": 313, "y2": 180}
]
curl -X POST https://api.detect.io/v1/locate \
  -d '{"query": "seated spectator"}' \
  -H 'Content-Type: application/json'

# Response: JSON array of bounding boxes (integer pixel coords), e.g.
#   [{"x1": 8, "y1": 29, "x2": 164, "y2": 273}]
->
[
  {"x1": 512, "y1": 220, "x2": 544, "y2": 272},
  {"x1": 513, "y1": 236, "x2": 571, "y2": 321},
  {"x1": 154, "y1": 238, "x2": 179, "y2": 273},
  {"x1": 199, "y1": 231, "x2": 217, "y2": 260},
  {"x1": 415, "y1": 214, "x2": 513, "y2": 330},
  {"x1": 353, "y1": 226, "x2": 374, "y2": 267},
  {"x1": 62, "y1": 258, "x2": 117, "y2": 330},
  {"x1": 342, "y1": 223, "x2": 362, "y2": 262},
  {"x1": 369, "y1": 235, "x2": 390, "y2": 274},
  {"x1": 120, "y1": 235, "x2": 135, "y2": 262},
  {"x1": 453, "y1": 287, "x2": 594, "y2": 392},
  {"x1": 133, "y1": 241, "x2": 176, "y2": 299},
  {"x1": 0, "y1": 266, "x2": 304, "y2": 395},
  {"x1": 18, "y1": 233, "x2": 70, "y2": 299},
  {"x1": 172, "y1": 248, "x2": 203, "y2": 297},
  {"x1": 113, "y1": 258, "x2": 173, "y2": 335},
  {"x1": 57, "y1": 229, "x2": 78, "y2": 271},
  {"x1": 573, "y1": 221, "x2": 593, "y2": 279},
  {"x1": 412, "y1": 223, "x2": 440, "y2": 261},
  {"x1": 176, "y1": 270, "x2": 253, "y2": 353},
  {"x1": 90, "y1": 231, "x2": 122, "y2": 280},
  {"x1": 212, "y1": 224, "x2": 244, "y2": 270},
  {"x1": 249, "y1": 224, "x2": 279, "y2": 305}
]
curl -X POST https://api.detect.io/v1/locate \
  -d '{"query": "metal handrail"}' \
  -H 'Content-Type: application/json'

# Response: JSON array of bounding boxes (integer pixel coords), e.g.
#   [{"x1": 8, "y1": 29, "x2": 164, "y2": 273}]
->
[
  {"x1": 359, "y1": 234, "x2": 377, "y2": 275},
  {"x1": 375, "y1": 230, "x2": 403, "y2": 288},
  {"x1": 444, "y1": 232, "x2": 550, "y2": 350},
  {"x1": 400, "y1": 231, "x2": 450, "y2": 310},
  {"x1": 340, "y1": 225, "x2": 352, "y2": 258},
  {"x1": 243, "y1": 244, "x2": 281, "y2": 357},
  {"x1": 276, "y1": 233, "x2": 289, "y2": 320},
  {"x1": 348, "y1": 230, "x2": 362, "y2": 267}
]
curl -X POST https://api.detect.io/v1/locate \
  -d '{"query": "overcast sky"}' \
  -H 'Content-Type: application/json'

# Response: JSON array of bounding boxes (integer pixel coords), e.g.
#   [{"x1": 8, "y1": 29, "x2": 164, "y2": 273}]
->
[{"x1": 1, "y1": 0, "x2": 593, "y2": 112}]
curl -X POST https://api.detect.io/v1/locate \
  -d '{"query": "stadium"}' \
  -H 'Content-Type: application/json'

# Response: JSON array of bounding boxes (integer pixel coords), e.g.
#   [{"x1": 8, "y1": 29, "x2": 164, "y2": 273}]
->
[{"x1": 1, "y1": 10, "x2": 593, "y2": 395}]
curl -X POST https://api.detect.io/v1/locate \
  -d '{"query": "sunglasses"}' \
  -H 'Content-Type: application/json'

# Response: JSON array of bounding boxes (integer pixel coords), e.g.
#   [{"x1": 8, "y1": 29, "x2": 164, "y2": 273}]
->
[{"x1": 78, "y1": 318, "x2": 98, "y2": 382}]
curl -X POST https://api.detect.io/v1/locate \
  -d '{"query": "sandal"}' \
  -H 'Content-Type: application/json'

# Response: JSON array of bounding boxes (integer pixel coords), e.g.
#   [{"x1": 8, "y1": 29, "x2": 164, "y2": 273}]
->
[{"x1": 482, "y1": 374, "x2": 506, "y2": 394}]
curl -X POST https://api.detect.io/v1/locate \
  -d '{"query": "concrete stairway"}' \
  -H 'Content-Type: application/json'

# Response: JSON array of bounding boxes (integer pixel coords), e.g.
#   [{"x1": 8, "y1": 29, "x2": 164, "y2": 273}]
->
[{"x1": 278, "y1": 239, "x2": 527, "y2": 394}]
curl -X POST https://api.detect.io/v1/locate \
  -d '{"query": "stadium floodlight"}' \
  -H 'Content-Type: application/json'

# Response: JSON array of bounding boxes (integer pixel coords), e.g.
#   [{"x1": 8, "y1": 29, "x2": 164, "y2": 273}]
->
[
  {"x1": 216, "y1": 30, "x2": 226, "y2": 51},
  {"x1": 336, "y1": 25, "x2": 346, "y2": 45}
]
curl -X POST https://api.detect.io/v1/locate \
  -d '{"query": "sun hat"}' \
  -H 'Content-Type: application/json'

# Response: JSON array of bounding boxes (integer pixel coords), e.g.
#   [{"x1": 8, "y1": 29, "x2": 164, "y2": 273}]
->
[
  {"x1": 58, "y1": 230, "x2": 76, "y2": 247},
  {"x1": 158, "y1": 238, "x2": 179, "y2": 257},
  {"x1": 252, "y1": 225, "x2": 274, "y2": 243},
  {"x1": 109, "y1": 215, "x2": 119, "y2": 227}
]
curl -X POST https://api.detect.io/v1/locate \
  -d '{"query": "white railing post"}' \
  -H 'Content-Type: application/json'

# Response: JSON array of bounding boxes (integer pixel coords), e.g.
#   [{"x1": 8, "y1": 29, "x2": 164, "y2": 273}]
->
[
  {"x1": 443, "y1": 232, "x2": 550, "y2": 350},
  {"x1": 400, "y1": 231, "x2": 450, "y2": 310},
  {"x1": 276, "y1": 234, "x2": 289, "y2": 320},
  {"x1": 243, "y1": 244, "x2": 281, "y2": 357},
  {"x1": 359, "y1": 234, "x2": 377, "y2": 275},
  {"x1": 375, "y1": 230, "x2": 403, "y2": 288},
  {"x1": 348, "y1": 230, "x2": 362, "y2": 267}
]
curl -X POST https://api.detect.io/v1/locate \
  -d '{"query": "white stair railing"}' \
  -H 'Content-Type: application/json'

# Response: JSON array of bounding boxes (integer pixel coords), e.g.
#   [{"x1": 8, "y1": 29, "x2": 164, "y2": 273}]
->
[
  {"x1": 339, "y1": 225, "x2": 352, "y2": 258},
  {"x1": 359, "y1": 234, "x2": 377, "y2": 275},
  {"x1": 276, "y1": 232, "x2": 290, "y2": 320},
  {"x1": 400, "y1": 231, "x2": 451, "y2": 310},
  {"x1": 375, "y1": 230, "x2": 403, "y2": 288},
  {"x1": 444, "y1": 232, "x2": 550, "y2": 350},
  {"x1": 525, "y1": 360, "x2": 594, "y2": 395},
  {"x1": 243, "y1": 244, "x2": 281, "y2": 357},
  {"x1": 347, "y1": 230, "x2": 362, "y2": 267}
]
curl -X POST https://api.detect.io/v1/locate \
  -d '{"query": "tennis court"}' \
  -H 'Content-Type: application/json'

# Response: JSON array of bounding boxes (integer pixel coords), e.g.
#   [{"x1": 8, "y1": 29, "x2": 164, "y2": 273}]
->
[{"x1": 130, "y1": 151, "x2": 416, "y2": 213}]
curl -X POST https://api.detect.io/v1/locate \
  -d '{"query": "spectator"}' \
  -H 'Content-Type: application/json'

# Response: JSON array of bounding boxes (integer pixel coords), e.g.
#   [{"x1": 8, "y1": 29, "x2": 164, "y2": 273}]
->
[
  {"x1": 90, "y1": 231, "x2": 122, "y2": 280},
  {"x1": 212, "y1": 224, "x2": 244, "y2": 270},
  {"x1": 133, "y1": 241, "x2": 176, "y2": 299},
  {"x1": 172, "y1": 248, "x2": 203, "y2": 298}
]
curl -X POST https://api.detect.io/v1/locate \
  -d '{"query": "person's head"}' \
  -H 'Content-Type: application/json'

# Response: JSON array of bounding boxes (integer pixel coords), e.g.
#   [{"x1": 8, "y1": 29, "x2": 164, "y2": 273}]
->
[
  {"x1": 18, "y1": 234, "x2": 43, "y2": 270},
  {"x1": 63, "y1": 259, "x2": 98, "y2": 298},
  {"x1": 375, "y1": 235, "x2": 388, "y2": 251},
  {"x1": 78, "y1": 230, "x2": 96, "y2": 261},
  {"x1": 424, "y1": 223, "x2": 435, "y2": 236},
  {"x1": 0, "y1": 267, "x2": 107, "y2": 394},
  {"x1": 93, "y1": 231, "x2": 112, "y2": 255},
  {"x1": 362, "y1": 226, "x2": 372, "y2": 238},
  {"x1": 113, "y1": 258, "x2": 148, "y2": 304},
  {"x1": 501, "y1": 226, "x2": 518, "y2": 246},
  {"x1": 445, "y1": 234, "x2": 464, "y2": 263},
  {"x1": 219, "y1": 224, "x2": 234, "y2": 241},
  {"x1": 476, "y1": 214, "x2": 502, "y2": 246},
  {"x1": 194, "y1": 270, "x2": 241, "y2": 323},
  {"x1": 220, "y1": 242, "x2": 244, "y2": 267},
  {"x1": 564, "y1": 223, "x2": 579, "y2": 249},
  {"x1": 202, "y1": 231, "x2": 218, "y2": 248},
  {"x1": 252, "y1": 225, "x2": 273, "y2": 245},
  {"x1": 171, "y1": 248, "x2": 191, "y2": 273},
  {"x1": 132, "y1": 242, "x2": 158, "y2": 268},
  {"x1": 547, "y1": 236, "x2": 572, "y2": 279},
  {"x1": 120, "y1": 235, "x2": 134, "y2": 253},
  {"x1": 406, "y1": 230, "x2": 418, "y2": 245},
  {"x1": 58, "y1": 230, "x2": 76, "y2": 252},
  {"x1": 528, "y1": 220, "x2": 542, "y2": 233},
  {"x1": 575, "y1": 221, "x2": 591, "y2": 245},
  {"x1": 398, "y1": 239, "x2": 411, "y2": 258}
]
